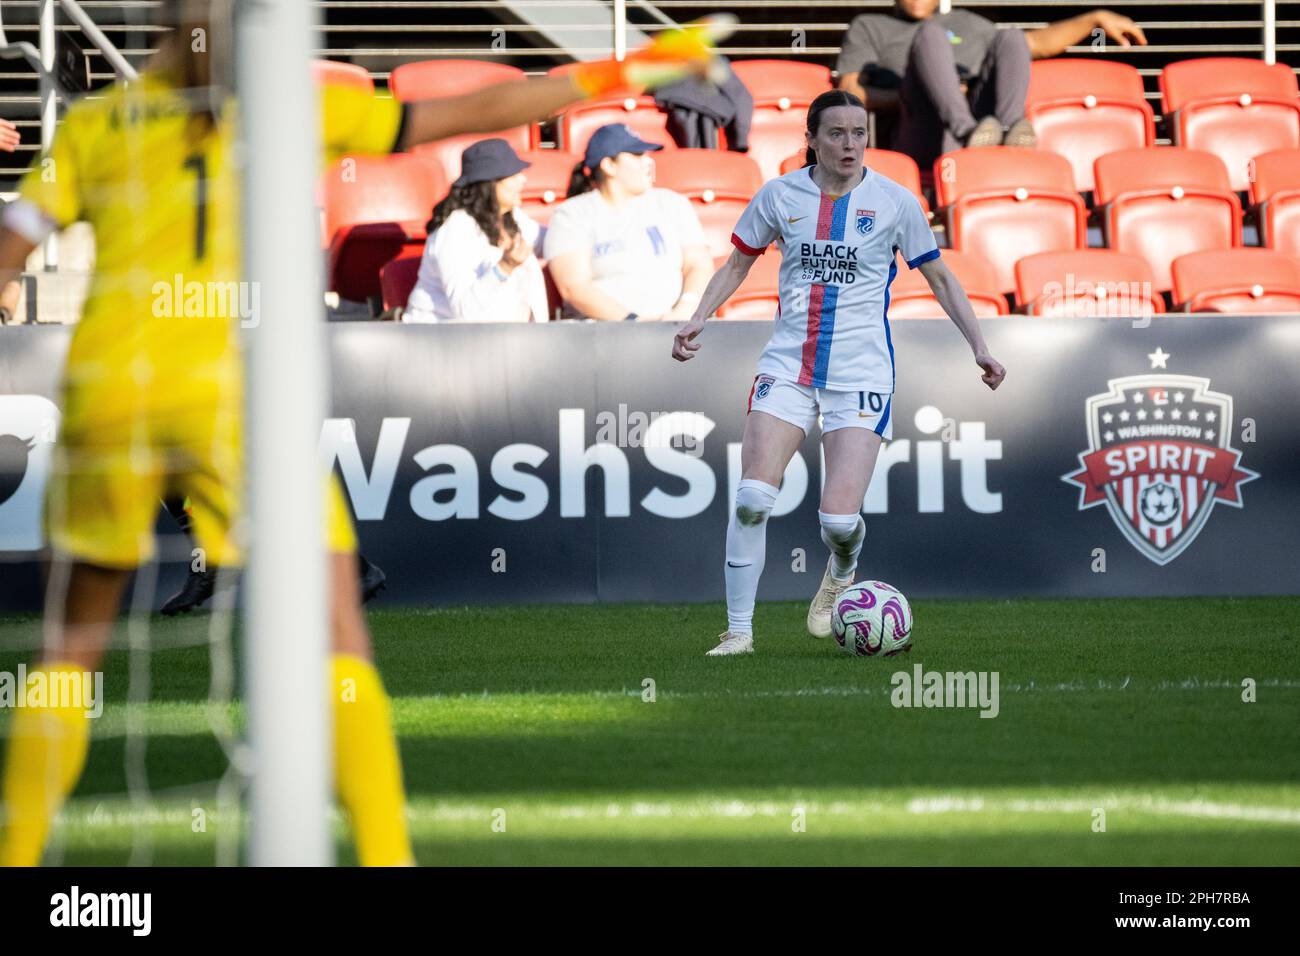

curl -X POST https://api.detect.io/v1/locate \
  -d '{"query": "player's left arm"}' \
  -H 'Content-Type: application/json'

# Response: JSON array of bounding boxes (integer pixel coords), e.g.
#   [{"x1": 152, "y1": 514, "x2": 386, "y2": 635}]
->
[{"x1": 917, "y1": 256, "x2": 1006, "y2": 391}]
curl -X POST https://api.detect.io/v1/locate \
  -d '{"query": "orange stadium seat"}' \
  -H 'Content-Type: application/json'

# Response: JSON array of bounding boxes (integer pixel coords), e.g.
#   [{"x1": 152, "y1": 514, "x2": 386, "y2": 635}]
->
[
  {"x1": 516, "y1": 150, "x2": 579, "y2": 227},
  {"x1": 392, "y1": 60, "x2": 534, "y2": 182},
  {"x1": 312, "y1": 59, "x2": 373, "y2": 93},
  {"x1": 780, "y1": 149, "x2": 930, "y2": 213},
  {"x1": 887, "y1": 249, "x2": 1007, "y2": 318},
  {"x1": 548, "y1": 63, "x2": 675, "y2": 156},
  {"x1": 653, "y1": 148, "x2": 764, "y2": 258},
  {"x1": 323, "y1": 153, "x2": 446, "y2": 303},
  {"x1": 381, "y1": 247, "x2": 424, "y2": 313},
  {"x1": 715, "y1": 250, "x2": 781, "y2": 320},
  {"x1": 933, "y1": 147, "x2": 1087, "y2": 294},
  {"x1": 1249, "y1": 148, "x2": 1300, "y2": 256},
  {"x1": 1025, "y1": 59, "x2": 1155, "y2": 193},
  {"x1": 731, "y1": 59, "x2": 833, "y2": 181},
  {"x1": 1014, "y1": 249, "x2": 1163, "y2": 317},
  {"x1": 1160, "y1": 57, "x2": 1300, "y2": 192},
  {"x1": 1170, "y1": 248, "x2": 1300, "y2": 313},
  {"x1": 1094, "y1": 147, "x2": 1242, "y2": 293}
]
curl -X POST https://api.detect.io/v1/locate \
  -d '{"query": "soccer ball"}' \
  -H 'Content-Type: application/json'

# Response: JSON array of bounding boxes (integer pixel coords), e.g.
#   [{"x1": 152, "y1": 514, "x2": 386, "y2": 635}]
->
[{"x1": 831, "y1": 581, "x2": 913, "y2": 657}]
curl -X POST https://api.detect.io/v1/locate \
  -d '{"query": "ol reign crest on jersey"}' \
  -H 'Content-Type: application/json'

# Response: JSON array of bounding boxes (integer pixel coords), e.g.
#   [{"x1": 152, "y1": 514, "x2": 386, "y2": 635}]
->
[
  {"x1": 1061, "y1": 373, "x2": 1258, "y2": 565},
  {"x1": 856, "y1": 209, "x2": 875, "y2": 235}
]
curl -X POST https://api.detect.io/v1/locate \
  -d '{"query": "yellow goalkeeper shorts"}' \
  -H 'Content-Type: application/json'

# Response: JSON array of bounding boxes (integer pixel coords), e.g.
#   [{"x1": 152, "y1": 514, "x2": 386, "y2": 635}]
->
[{"x1": 44, "y1": 376, "x2": 356, "y2": 569}]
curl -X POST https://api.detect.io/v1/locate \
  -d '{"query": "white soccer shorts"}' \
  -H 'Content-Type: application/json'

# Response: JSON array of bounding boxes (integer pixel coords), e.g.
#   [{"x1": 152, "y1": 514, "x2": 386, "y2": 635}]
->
[{"x1": 745, "y1": 374, "x2": 893, "y2": 439}]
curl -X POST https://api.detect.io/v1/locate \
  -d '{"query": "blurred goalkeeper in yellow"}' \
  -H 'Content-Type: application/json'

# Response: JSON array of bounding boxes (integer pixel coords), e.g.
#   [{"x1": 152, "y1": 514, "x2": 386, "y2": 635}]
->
[{"x1": 0, "y1": 0, "x2": 727, "y2": 866}]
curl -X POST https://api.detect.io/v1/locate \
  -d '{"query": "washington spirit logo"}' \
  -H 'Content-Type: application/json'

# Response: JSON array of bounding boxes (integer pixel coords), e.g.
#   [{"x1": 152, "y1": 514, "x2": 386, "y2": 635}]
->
[{"x1": 1061, "y1": 374, "x2": 1258, "y2": 565}]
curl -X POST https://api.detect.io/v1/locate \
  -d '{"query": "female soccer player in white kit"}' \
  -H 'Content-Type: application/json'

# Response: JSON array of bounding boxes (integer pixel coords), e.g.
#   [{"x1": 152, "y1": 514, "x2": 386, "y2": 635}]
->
[{"x1": 671, "y1": 89, "x2": 1007, "y2": 656}]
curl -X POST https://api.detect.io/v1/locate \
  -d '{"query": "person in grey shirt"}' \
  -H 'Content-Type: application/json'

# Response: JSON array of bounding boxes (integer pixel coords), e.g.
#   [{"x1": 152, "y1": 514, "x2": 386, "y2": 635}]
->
[{"x1": 836, "y1": 0, "x2": 1147, "y2": 169}]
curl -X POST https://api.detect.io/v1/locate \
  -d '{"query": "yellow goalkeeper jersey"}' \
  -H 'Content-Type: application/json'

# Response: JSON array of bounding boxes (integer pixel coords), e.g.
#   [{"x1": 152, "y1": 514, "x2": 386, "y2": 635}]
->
[{"x1": 18, "y1": 67, "x2": 404, "y2": 416}]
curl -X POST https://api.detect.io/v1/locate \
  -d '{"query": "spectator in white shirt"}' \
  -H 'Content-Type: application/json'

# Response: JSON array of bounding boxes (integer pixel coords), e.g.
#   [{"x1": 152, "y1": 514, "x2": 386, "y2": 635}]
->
[
  {"x1": 544, "y1": 123, "x2": 712, "y2": 321},
  {"x1": 404, "y1": 138, "x2": 549, "y2": 323}
]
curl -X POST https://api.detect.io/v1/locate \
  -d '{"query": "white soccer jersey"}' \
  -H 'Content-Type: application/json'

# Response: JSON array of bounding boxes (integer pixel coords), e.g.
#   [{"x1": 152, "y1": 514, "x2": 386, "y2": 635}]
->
[{"x1": 729, "y1": 165, "x2": 940, "y2": 393}]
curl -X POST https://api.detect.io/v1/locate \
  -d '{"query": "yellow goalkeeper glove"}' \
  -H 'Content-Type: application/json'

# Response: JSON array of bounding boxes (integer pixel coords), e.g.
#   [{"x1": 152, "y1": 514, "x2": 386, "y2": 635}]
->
[{"x1": 571, "y1": 14, "x2": 736, "y2": 99}]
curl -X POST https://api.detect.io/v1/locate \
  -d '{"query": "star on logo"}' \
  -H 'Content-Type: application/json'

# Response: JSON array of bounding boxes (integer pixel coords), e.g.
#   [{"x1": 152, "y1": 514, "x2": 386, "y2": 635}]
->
[
  {"x1": 1205, "y1": 430, "x2": 1215, "y2": 441},
  {"x1": 1133, "y1": 392, "x2": 1144, "y2": 403},
  {"x1": 1188, "y1": 410, "x2": 1199, "y2": 421},
  {"x1": 1103, "y1": 430, "x2": 1114, "y2": 441},
  {"x1": 1206, "y1": 411, "x2": 1216, "y2": 422},
  {"x1": 1102, "y1": 412, "x2": 1114, "y2": 424},
  {"x1": 1171, "y1": 409, "x2": 1182, "y2": 420},
  {"x1": 1136, "y1": 409, "x2": 1147, "y2": 420},
  {"x1": 1148, "y1": 347, "x2": 1170, "y2": 369},
  {"x1": 1119, "y1": 410, "x2": 1130, "y2": 422},
  {"x1": 1153, "y1": 408, "x2": 1164, "y2": 420},
  {"x1": 1173, "y1": 391, "x2": 1186, "y2": 403}
]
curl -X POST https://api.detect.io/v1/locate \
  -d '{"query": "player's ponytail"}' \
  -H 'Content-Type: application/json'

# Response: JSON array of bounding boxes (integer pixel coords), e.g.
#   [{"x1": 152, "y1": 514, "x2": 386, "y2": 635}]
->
[
  {"x1": 803, "y1": 89, "x2": 867, "y2": 168},
  {"x1": 566, "y1": 158, "x2": 609, "y2": 198}
]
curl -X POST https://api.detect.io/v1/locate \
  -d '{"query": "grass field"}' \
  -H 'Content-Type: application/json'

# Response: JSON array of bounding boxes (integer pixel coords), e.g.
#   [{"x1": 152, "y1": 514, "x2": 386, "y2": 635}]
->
[{"x1": 1, "y1": 596, "x2": 1297, "y2": 865}]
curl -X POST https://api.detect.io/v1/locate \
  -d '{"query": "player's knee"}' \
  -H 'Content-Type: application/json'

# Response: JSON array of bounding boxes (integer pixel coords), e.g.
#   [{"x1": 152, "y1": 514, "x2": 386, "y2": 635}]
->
[
  {"x1": 735, "y1": 482, "x2": 778, "y2": 527},
  {"x1": 819, "y1": 511, "x2": 863, "y2": 545}
]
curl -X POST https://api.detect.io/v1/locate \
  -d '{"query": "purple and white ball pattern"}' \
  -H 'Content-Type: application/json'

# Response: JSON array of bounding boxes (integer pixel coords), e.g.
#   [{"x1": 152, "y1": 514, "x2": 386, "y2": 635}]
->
[{"x1": 831, "y1": 581, "x2": 913, "y2": 657}]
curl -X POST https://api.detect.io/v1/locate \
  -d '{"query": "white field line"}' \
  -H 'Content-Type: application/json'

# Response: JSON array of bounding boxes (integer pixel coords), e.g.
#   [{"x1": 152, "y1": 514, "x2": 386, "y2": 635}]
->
[{"x1": 56, "y1": 795, "x2": 1300, "y2": 828}]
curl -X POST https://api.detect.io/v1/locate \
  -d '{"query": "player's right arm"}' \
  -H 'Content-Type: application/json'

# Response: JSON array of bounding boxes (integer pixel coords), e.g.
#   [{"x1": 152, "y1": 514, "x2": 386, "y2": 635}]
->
[
  {"x1": 400, "y1": 18, "x2": 726, "y2": 150},
  {"x1": 672, "y1": 179, "x2": 780, "y2": 362}
]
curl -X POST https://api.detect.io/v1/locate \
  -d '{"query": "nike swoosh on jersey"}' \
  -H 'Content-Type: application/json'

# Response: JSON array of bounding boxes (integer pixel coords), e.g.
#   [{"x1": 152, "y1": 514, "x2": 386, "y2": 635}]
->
[
  {"x1": 727, "y1": 561, "x2": 753, "y2": 568},
  {"x1": 787, "y1": 216, "x2": 807, "y2": 224}
]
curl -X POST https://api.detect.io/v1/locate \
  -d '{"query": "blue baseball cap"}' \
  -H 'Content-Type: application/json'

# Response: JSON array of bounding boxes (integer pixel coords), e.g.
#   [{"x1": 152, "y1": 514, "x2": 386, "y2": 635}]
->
[
  {"x1": 582, "y1": 123, "x2": 663, "y2": 175},
  {"x1": 453, "y1": 138, "x2": 531, "y2": 188}
]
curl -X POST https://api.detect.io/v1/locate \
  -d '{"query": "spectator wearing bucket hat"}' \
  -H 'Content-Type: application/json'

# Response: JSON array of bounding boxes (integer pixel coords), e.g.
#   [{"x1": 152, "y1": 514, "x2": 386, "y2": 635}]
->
[
  {"x1": 403, "y1": 137, "x2": 549, "y2": 323},
  {"x1": 544, "y1": 123, "x2": 711, "y2": 321}
]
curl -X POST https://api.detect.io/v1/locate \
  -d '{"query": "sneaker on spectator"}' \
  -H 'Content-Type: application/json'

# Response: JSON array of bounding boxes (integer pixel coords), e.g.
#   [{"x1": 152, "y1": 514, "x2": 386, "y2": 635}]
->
[
  {"x1": 1004, "y1": 118, "x2": 1038, "y2": 148},
  {"x1": 965, "y1": 116, "x2": 1004, "y2": 148}
]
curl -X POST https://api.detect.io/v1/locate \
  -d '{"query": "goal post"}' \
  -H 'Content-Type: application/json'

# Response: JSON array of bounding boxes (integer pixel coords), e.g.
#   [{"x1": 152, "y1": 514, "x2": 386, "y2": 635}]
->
[{"x1": 236, "y1": 0, "x2": 332, "y2": 866}]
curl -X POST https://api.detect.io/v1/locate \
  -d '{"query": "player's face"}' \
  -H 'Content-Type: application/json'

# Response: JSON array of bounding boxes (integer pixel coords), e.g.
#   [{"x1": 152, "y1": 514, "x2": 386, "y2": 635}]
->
[
  {"x1": 808, "y1": 106, "x2": 868, "y2": 176},
  {"x1": 895, "y1": 0, "x2": 940, "y2": 20},
  {"x1": 603, "y1": 151, "x2": 655, "y2": 196},
  {"x1": 495, "y1": 171, "x2": 526, "y2": 210}
]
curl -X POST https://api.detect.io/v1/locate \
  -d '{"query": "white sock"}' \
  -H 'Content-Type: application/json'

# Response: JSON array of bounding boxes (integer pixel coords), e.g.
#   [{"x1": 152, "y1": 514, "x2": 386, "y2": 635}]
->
[
  {"x1": 819, "y1": 511, "x2": 865, "y2": 580},
  {"x1": 725, "y1": 478, "x2": 779, "y2": 634}
]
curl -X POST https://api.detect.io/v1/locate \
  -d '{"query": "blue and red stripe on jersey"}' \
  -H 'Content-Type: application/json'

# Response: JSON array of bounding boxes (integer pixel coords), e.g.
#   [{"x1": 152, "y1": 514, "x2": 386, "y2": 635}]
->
[{"x1": 799, "y1": 191, "x2": 850, "y2": 388}]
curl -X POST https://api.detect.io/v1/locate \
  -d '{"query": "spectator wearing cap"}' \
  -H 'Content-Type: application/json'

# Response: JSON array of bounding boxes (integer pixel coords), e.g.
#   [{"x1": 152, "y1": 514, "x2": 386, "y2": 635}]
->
[
  {"x1": 836, "y1": 0, "x2": 1146, "y2": 169},
  {"x1": 403, "y1": 138, "x2": 549, "y2": 323},
  {"x1": 544, "y1": 123, "x2": 712, "y2": 322}
]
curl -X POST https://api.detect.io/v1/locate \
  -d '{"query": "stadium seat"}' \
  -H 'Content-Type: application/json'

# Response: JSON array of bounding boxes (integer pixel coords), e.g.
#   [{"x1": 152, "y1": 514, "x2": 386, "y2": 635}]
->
[
  {"x1": 516, "y1": 150, "x2": 580, "y2": 227},
  {"x1": 392, "y1": 60, "x2": 534, "y2": 182},
  {"x1": 933, "y1": 147, "x2": 1087, "y2": 294},
  {"x1": 653, "y1": 149, "x2": 764, "y2": 258},
  {"x1": 1094, "y1": 147, "x2": 1242, "y2": 293},
  {"x1": 1014, "y1": 249, "x2": 1163, "y2": 317},
  {"x1": 714, "y1": 251, "x2": 781, "y2": 320},
  {"x1": 547, "y1": 63, "x2": 675, "y2": 156},
  {"x1": 312, "y1": 59, "x2": 373, "y2": 93},
  {"x1": 888, "y1": 249, "x2": 1007, "y2": 318},
  {"x1": 1249, "y1": 148, "x2": 1300, "y2": 256},
  {"x1": 323, "y1": 153, "x2": 445, "y2": 303},
  {"x1": 1160, "y1": 57, "x2": 1300, "y2": 192},
  {"x1": 731, "y1": 59, "x2": 833, "y2": 181},
  {"x1": 1025, "y1": 59, "x2": 1155, "y2": 193},
  {"x1": 380, "y1": 247, "x2": 424, "y2": 314},
  {"x1": 780, "y1": 149, "x2": 930, "y2": 212},
  {"x1": 1170, "y1": 248, "x2": 1300, "y2": 313}
]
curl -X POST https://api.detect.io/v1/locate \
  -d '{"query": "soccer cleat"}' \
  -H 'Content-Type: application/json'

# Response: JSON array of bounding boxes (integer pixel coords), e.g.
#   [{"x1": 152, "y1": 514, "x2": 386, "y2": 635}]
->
[
  {"x1": 807, "y1": 558, "x2": 854, "y2": 639},
  {"x1": 965, "y1": 115, "x2": 1004, "y2": 148},
  {"x1": 1004, "y1": 118, "x2": 1038, "y2": 148},
  {"x1": 359, "y1": 553, "x2": 387, "y2": 605},
  {"x1": 160, "y1": 568, "x2": 217, "y2": 616},
  {"x1": 706, "y1": 630, "x2": 754, "y2": 656}
]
